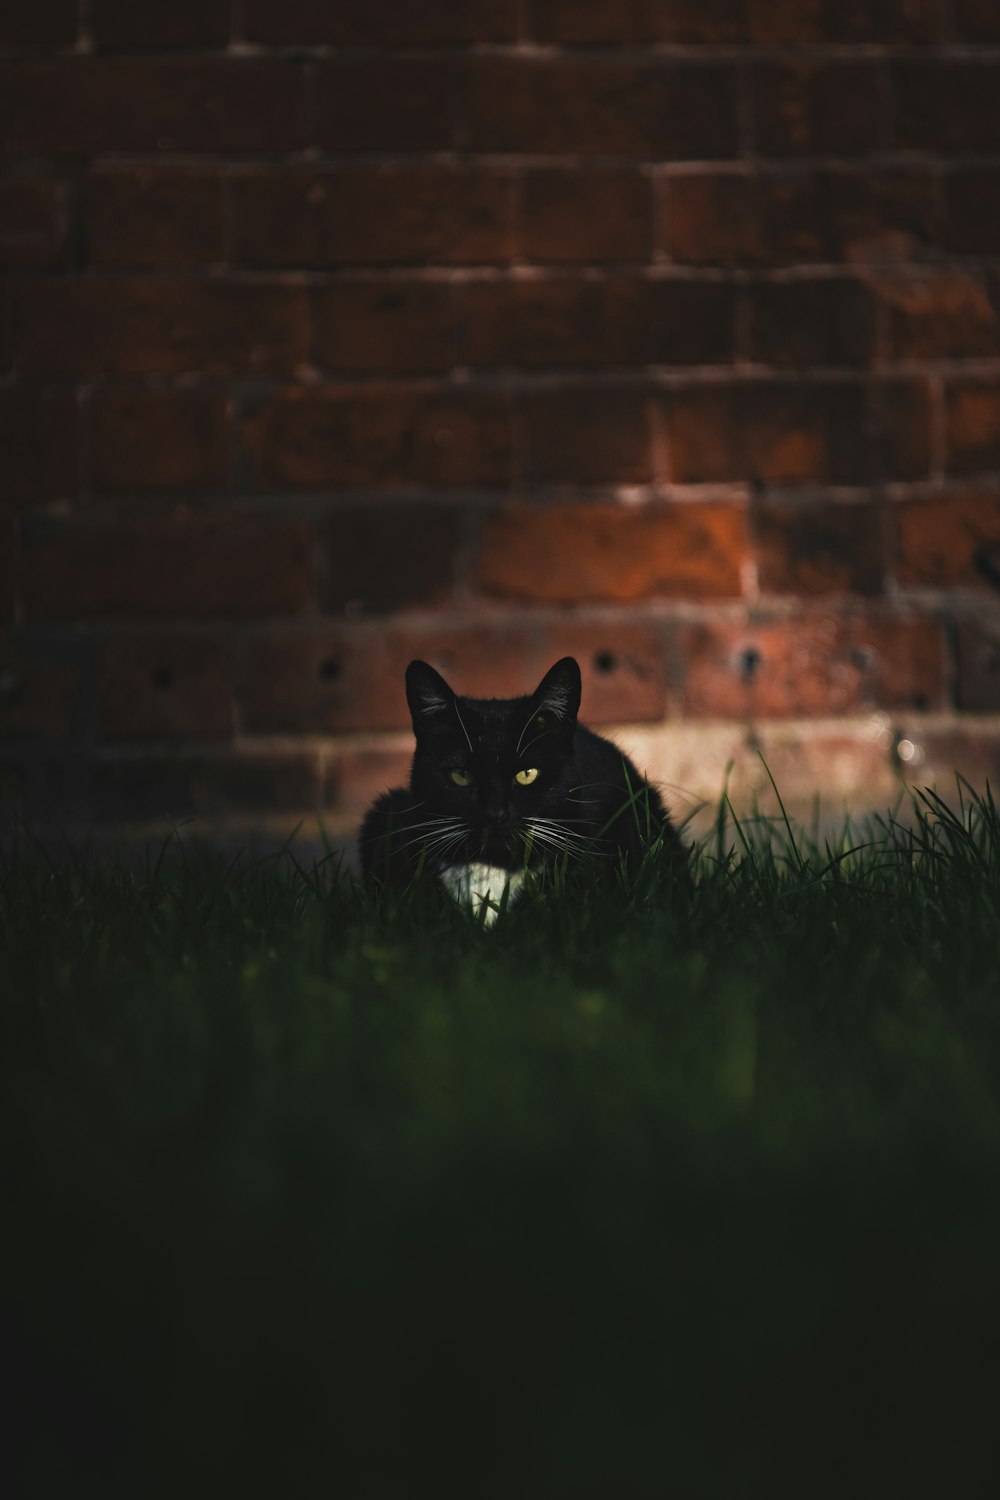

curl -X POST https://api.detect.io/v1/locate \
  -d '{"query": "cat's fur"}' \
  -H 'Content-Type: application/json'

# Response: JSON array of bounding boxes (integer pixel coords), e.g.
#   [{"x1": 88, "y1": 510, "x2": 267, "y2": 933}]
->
[{"x1": 358, "y1": 656, "x2": 687, "y2": 923}]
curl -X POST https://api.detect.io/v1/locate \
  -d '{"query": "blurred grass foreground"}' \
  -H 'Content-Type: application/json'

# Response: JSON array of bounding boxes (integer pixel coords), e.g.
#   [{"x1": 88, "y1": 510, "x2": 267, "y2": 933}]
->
[{"x1": 5, "y1": 779, "x2": 1000, "y2": 1497}]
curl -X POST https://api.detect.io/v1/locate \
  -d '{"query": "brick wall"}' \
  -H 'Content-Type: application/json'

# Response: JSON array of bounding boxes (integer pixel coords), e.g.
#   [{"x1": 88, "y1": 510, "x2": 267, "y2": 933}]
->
[{"x1": 2, "y1": 1, "x2": 1000, "y2": 840}]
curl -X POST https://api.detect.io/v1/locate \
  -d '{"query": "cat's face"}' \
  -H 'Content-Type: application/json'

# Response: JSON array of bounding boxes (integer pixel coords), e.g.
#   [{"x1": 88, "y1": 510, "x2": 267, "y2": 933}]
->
[{"x1": 405, "y1": 656, "x2": 582, "y2": 869}]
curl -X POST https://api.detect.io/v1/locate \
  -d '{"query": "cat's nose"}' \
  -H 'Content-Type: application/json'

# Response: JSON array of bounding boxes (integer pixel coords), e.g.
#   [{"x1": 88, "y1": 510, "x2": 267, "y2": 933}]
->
[{"x1": 485, "y1": 806, "x2": 511, "y2": 828}]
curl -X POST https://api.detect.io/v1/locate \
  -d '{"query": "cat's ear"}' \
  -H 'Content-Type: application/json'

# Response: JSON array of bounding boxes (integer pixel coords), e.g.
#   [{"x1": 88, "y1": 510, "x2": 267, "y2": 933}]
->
[
  {"x1": 531, "y1": 656, "x2": 581, "y2": 727},
  {"x1": 405, "y1": 659, "x2": 455, "y2": 733}
]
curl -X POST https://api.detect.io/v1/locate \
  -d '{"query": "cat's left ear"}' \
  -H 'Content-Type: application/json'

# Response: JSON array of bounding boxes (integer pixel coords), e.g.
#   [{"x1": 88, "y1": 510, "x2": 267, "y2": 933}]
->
[
  {"x1": 405, "y1": 659, "x2": 455, "y2": 733},
  {"x1": 531, "y1": 656, "x2": 581, "y2": 727}
]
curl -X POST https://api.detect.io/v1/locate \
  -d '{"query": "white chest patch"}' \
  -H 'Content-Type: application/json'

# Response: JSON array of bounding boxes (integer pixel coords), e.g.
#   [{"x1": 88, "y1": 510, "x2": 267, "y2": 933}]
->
[{"x1": 438, "y1": 863, "x2": 526, "y2": 928}]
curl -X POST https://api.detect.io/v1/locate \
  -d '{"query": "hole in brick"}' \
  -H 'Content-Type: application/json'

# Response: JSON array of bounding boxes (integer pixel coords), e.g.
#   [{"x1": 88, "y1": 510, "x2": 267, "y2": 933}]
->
[
  {"x1": 151, "y1": 666, "x2": 174, "y2": 691},
  {"x1": 593, "y1": 651, "x2": 617, "y2": 675},
  {"x1": 851, "y1": 647, "x2": 874, "y2": 671},
  {"x1": 739, "y1": 647, "x2": 762, "y2": 684},
  {"x1": 912, "y1": 691, "x2": 927, "y2": 710},
  {"x1": 318, "y1": 657, "x2": 341, "y2": 682}
]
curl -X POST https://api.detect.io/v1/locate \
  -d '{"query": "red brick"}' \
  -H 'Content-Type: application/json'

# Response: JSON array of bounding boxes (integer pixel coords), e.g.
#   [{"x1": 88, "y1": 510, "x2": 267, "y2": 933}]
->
[
  {"x1": 945, "y1": 170, "x2": 1000, "y2": 257},
  {"x1": 892, "y1": 63, "x2": 1000, "y2": 152},
  {"x1": 88, "y1": 168, "x2": 228, "y2": 269},
  {"x1": 232, "y1": 167, "x2": 516, "y2": 269},
  {"x1": 23, "y1": 515, "x2": 315, "y2": 622},
  {"x1": 18, "y1": 279, "x2": 309, "y2": 376},
  {"x1": 532, "y1": 0, "x2": 747, "y2": 43},
  {"x1": 0, "y1": 0, "x2": 77, "y2": 46},
  {"x1": 321, "y1": 503, "x2": 463, "y2": 614},
  {"x1": 243, "y1": 620, "x2": 537, "y2": 735},
  {"x1": 241, "y1": 0, "x2": 517, "y2": 44},
  {"x1": 946, "y1": 381, "x2": 1000, "y2": 477},
  {"x1": 97, "y1": 634, "x2": 234, "y2": 741},
  {"x1": 332, "y1": 746, "x2": 415, "y2": 826},
  {"x1": 461, "y1": 276, "x2": 735, "y2": 368},
  {"x1": 956, "y1": 616, "x2": 1000, "y2": 713},
  {"x1": 475, "y1": 501, "x2": 746, "y2": 603},
  {"x1": 755, "y1": 499, "x2": 884, "y2": 597},
  {"x1": 521, "y1": 170, "x2": 652, "y2": 263},
  {"x1": 516, "y1": 385, "x2": 654, "y2": 485},
  {"x1": 311, "y1": 281, "x2": 458, "y2": 374},
  {"x1": 243, "y1": 387, "x2": 511, "y2": 490},
  {"x1": 0, "y1": 634, "x2": 79, "y2": 739},
  {"x1": 745, "y1": 0, "x2": 939, "y2": 44},
  {"x1": 953, "y1": 0, "x2": 1000, "y2": 41},
  {"x1": 92, "y1": 753, "x2": 323, "y2": 824},
  {"x1": 316, "y1": 58, "x2": 457, "y2": 153},
  {"x1": 533, "y1": 619, "x2": 668, "y2": 724},
  {"x1": 91, "y1": 0, "x2": 230, "y2": 48},
  {"x1": 752, "y1": 64, "x2": 885, "y2": 157},
  {"x1": 89, "y1": 388, "x2": 230, "y2": 493},
  {"x1": 0, "y1": 387, "x2": 79, "y2": 502},
  {"x1": 876, "y1": 271, "x2": 1000, "y2": 361},
  {"x1": 667, "y1": 169, "x2": 939, "y2": 268},
  {"x1": 745, "y1": 279, "x2": 877, "y2": 368},
  {"x1": 0, "y1": 511, "x2": 14, "y2": 624},
  {"x1": 680, "y1": 613, "x2": 946, "y2": 720},
  {"x1": 16, "y1": 59, "x2": 309, "y2": 156},
  {"x1": 0, "y1": 175, "x2": 67, "y2": 269},
  {"x1": 461, "y1": 58, "x2": 738, "y2": 158},
  {"x1": 894, "y1": 491, "x2": 1000, "y2": 589},
  {"x1": 667, "y1": 380, "x2": 931, "y2": 485}
]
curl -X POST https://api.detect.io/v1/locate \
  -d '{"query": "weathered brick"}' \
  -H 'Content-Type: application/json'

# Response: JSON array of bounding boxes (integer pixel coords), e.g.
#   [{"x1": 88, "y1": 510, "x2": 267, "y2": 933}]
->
[
  {"x1": 953, "y1": 0, "x2": 1000, "y2": 41},
  {"x1": 956, "y1": 616, "x2": 1000, "y2": 713},
  {"x1": 945, "y1": 170, "x2": 1000, "y2": 257},
  {"x1": 88, "y1": 167, "x2": 228, "y2": 269},
  {"x1": 315, "y1": 58, "x2": 457, "y2": 153},
  {"x1": 0, "y1": 634, "x2": 79, "y2": 739},
  {"x1": 667, "y1": 169, "x2": 939, "y2": 268},
  {"x1": 232, "y1": 167, "x2": 516, "y2": 269},
  {"x1": 532, "y1": 0, "x2": 750, "y2": 43},
  {"x1": 516, "y1": 385, "x2": 654, "y2": 485},
  {"x1": 0, "y1": 0, "x2": 78, "y2": 46},
  {"x1": 475, "y1": 501, "x2": 746, "y2": 603},
  {"x1": 243, "y1": 387, "x2": 511, "y2": 490},
  {"x1": 92, "y1": 753, "x2": 323, "y2": 824},
  {"x1": 16, "y1": 59, "x2": 309, "y2": 156},
  {"x1": 520, "y1": 170, "x2": 652, "y2": 264},
  {"x1": 462, "y1": 276, "x2": 735, "y2": 368},
  {"x1": 752, "y1": 64, "x2": 885, "y2": 157},
  {"x1": 91, "y1": 0, "x2": 230, "y2": 48},
  {"x1": 311, "y1": 281, "x2": 458, "y2": 374},
  {"x1": 0, "y1": 387, "x2": 79, "y2": 502},
  {"x1": 241, "y1": 0, "x2": 518, "y2": 44},
  {"x1": 461, "y1": 58, "x2": 738, "y2": 158},
  {"x1": 0, "y1": 175, "x2": 67, "y2": 269},
  {"x1": 89, "y1": 388, "x2": 230, "y2": 493},
  {"x1": 667, "y1": 380, "x2": 931, "y2": 485},
  {"x1": 894, "y1": 491, "x2": 1000, "y2": 590},
  {"x1": 876, "y1": 271, "x2": 1000, "y2": 361},
  {"x1": 755, "y1": 499, "x2": 884, "y2": 597},
  {"x1": 946, "y1": 381, "x2": 1000, "y2": 477},
  {"x1": 745, "y1": 279, "x2": 877, "y2": 368},
  {"x1": 97, "y1": 634, "x2": 234, "y2": 740},
  {"x1": 533, "y1": 619, "x2": 669, "y2": 724},
  {"x1": 321, "y1": 504, "x2": 463, "y2": 614},
  {"x1": 243, "y1": 620, "x2": 537, "y2": 735},
  {"x1": 18, "y1": 279, "x2": 310, "y2": 376},
  {"x1": 745, "y1": 0, "x2": 939, "y2": 44},
  {"x1": 893, "y1": 727, "x2": 1000, "y2": 795},
  {"x1": 892, "y1": 63, "x2": 1000, "y2": 152},
  {"x1": 23, "y1": 515, "x2": 315, "y2": 621},
  {"x1": 679, "y1": 613, "x2": 946, "y2": 720},
  {"x1": 334, "y1": 746, "x2": 415, "y2": 827}
]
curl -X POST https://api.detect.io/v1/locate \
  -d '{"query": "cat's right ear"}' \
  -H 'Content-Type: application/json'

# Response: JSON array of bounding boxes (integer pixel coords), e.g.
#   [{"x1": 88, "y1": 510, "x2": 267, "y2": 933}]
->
[{"x1": 405, "y1": 660, "x2": 455, "y2": 734}]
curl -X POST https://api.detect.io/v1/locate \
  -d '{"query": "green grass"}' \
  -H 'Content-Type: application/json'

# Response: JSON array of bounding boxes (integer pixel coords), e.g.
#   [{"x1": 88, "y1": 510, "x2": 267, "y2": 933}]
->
[{"x1": 5, "y1": 779, "x2": 1000, "y2": 1497}]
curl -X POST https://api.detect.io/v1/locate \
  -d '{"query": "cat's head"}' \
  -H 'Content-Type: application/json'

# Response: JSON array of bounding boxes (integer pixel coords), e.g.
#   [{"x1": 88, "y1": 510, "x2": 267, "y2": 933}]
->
[{"x1": 405, "y1": 656, "x2": 582, "y2": 867}]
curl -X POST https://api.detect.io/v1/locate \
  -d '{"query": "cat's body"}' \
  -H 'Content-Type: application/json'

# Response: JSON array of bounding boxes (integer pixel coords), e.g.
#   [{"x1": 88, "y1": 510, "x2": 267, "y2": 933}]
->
[{"x1": 358, "y1": 656, "x2": 686, "y2": 923}]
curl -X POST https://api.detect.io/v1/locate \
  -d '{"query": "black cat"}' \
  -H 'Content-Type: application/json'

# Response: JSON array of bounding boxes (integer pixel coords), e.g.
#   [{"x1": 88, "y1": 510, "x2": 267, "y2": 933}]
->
[{"x1": 358, "y1": 656, "x2": 687, "y2": 923}]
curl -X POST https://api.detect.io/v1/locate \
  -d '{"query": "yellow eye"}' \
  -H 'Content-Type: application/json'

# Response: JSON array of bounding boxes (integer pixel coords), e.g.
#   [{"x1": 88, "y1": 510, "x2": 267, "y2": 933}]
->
[
  {"x1": 514, "y1": 768, "x2": 539, "y2": 786},
  {"x1": 449, "y1": 769, "x2": 473, "y2": 787}
]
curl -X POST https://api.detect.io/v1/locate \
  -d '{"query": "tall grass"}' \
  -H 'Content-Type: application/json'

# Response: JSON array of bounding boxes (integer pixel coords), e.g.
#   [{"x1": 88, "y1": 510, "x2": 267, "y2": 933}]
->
[{"x1": 3, "y1": 778, "x2": 1000, "y2": 1497}]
